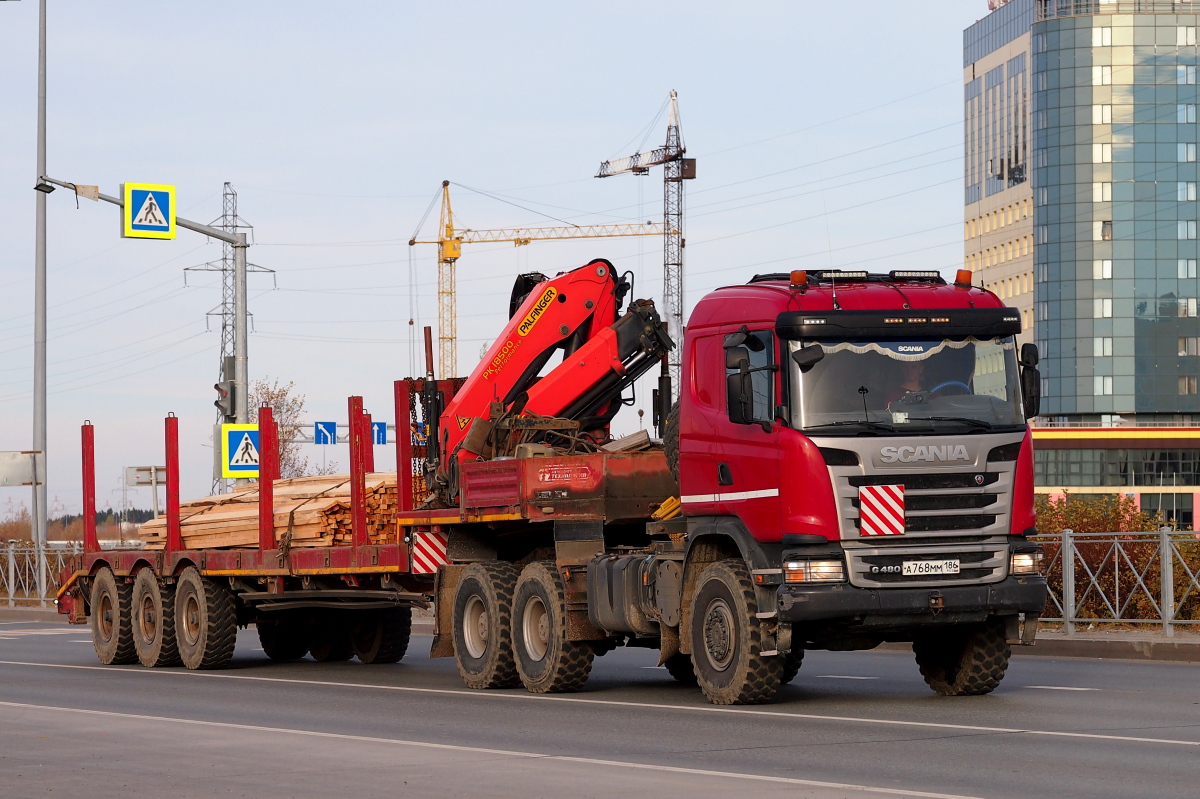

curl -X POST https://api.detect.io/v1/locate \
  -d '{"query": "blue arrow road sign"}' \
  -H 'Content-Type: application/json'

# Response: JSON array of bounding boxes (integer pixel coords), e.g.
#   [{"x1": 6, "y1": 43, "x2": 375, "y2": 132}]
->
[
  {"x1": 314, "y1": 422, "x2": 337, "y2": 445},
  {"x1": 372, "y1": 422, "x2": 387, "y2": 445}
]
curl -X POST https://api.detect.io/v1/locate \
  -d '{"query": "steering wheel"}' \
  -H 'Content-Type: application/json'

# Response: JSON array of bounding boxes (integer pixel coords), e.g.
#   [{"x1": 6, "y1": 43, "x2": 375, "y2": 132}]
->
[{"x1": 929, "y1": 380, "x2": 971, "y2": 396}]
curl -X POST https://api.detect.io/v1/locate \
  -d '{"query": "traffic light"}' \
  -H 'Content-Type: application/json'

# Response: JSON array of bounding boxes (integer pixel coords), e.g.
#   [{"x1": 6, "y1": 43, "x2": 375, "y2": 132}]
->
[{"x1": 214, "y1": 380, "x2": 235, "y2": 420}]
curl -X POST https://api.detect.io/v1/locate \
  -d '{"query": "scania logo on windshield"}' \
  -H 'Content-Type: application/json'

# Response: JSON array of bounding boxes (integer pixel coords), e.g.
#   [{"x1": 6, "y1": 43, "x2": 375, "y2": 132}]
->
[
  {"x1": 896, "y1": 345, "x2": 925, "y2": 353},
  {"x1": 880, "y1": 445, "x2": 970, "y2": 463}
]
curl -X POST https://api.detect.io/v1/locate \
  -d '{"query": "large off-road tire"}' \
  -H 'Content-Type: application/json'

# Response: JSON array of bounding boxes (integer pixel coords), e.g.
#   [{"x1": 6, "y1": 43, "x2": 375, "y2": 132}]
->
[
  {"x1": 174, "y1": 566, "x2": 238, "y2": 670},
  {"x1": 689, "y1": 560, "x2": 782, "y2": 705},
  {"x1": 663, "y1": 652, "x2": 697, "y2": 685},
  {"x1": 132, "y1": 568, "x2": 180, "y2": 668},
  {"x1": 913, "y1": 618, "x2": 1011, "y2": 696},
  {"x1": 453, "y1": 562, "x2": 521, "y2": 689},
  {"x1": 512, "y1": 561, "x2": 594, "y2": 694},
  {"x1": 90, "y1": 567, "x2": 137, "y2": 665},
  {"x1": 779, "y1": 648, "x2": 804, "y2": 686},
  {"x1": 663, "y1": 401, "x2": 680, "y2": 485},
  {"x1": 308, "y1": 612, "x2": 354, "y2": 662},
  {"x1": 351, "y1": 606, "x2": 412, "y2": 664},
  {"x1": 256, "y1": 613, "x2": 309, "y2": 661}
]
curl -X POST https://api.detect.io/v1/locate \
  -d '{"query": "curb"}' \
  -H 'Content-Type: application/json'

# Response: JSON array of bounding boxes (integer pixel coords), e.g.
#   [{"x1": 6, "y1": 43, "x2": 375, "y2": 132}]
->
[
  {"x1": 0, "y1": 607, "x2": 64, "y2": 624},
  {"x1": 879, "y1": 635, "x2": 1200, "y2": 664}
]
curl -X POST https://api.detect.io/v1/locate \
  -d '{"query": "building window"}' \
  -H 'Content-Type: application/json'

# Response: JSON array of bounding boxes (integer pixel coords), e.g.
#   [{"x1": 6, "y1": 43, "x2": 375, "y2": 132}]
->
[
  {"x1": 1037, "y1": 301, "x2": 1049, "y2": 321},
  {"x1": 1093, "y1": 259, "x2": 1113, "y2": 280},
  {"x1": 1095, "y1": 27, "x2": 1113, "y2": 47},
  {"x1": 1093, "y1": 182, "x2": 1112, "y2": 202},
  {"x1": 1036, "y1": 225, "x2": 1048, "y2": 245},
  {"x1": 1094, "y1": 375, "x2": 1114, "y2": 396},
  {"x1": 1181, "y1": 182, "x2": 1198, "y2": 202},
  {"x1": 1034, "y1": 148, "x2": 1047, "y2": 168},
  {"x1": 1093, "y1": 143, "x2": 1113, "y2": 163},
  {"x1": 1179, "y1": 298, "x2": 1198, "y2": 317},
  {"x1": 1038, "y1": 264, "x2": 1048, "y2": 283},
  {"x1": 1036, "y1": 187, "x2": 1048, "y2": 206},
  {"x1": 1180, "y1": 221, "x2": 1198, "y2": 240},
  {"x1": 1094, "y1": 298, "x2": 1113, "y2": 318},
  {"x1": 1180, "y1": 376, "x2": 1198, "y2": 395},
  {"x1": 1092, "y1": 104, "x2": 1113, "y2": 125},
  {"x1": 1181, "y1": 143, "x2": 1198, "y2": 163},
  {"x1": 1180, "y1": 259, "x2": 1198, "y2": 279},
  {"x1": 1096, "y1": 220, "x2": 1114, "y2": 241},
  {"x1": 1179, "y1": 26, "x2": 1197, "y2": 46},
  {"x1": 1180, "y1": 65, "x2": 1198, "y2": 85},
  {"x1": 1094, "y1": 337, "x2": 1114, "y2": 357},
  {"x1": 1180, "y1": 104, "x2": 1197, "y2": 124},
  {"x1": 1094, "y1": 65, "x2": 1113, "y2": 86},
  {"x1": 1179, "y1": 337, "x2": 1198, "y2": 356}
]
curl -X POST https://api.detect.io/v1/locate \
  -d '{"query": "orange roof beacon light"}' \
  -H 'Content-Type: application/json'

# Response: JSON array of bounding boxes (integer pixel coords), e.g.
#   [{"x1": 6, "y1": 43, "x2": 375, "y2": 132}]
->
[
  {"x1": 954, "y1": 269, "x2": 973, "y2": 288},
  {"x1": 790, "y1": 270, "x2": 808, "y2": 289}
]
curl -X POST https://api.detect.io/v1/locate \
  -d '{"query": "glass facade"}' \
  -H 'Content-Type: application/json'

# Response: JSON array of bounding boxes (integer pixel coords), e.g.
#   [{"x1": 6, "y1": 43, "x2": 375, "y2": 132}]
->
[
  {"x1": 1035, "y1": 446, "x2": 1200, "y2": 485},
  {"x1": 966, "y1": 0, "x2": 1037, "y2": 67},
  {"x1": 1032, "y1": 9, "x2": 1200, "y2": 416}
]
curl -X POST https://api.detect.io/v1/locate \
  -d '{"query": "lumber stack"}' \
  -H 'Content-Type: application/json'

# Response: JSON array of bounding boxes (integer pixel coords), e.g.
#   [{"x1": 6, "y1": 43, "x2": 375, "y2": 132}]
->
[{"x1": 141, "y1": 473, "x2": 399, "y2": 550}]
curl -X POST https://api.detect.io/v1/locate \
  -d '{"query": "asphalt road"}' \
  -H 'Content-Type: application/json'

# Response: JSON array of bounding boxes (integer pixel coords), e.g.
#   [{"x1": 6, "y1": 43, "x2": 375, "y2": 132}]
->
[{"x1": 1, "y1": 619, "x2": 1197, "y2": 799}]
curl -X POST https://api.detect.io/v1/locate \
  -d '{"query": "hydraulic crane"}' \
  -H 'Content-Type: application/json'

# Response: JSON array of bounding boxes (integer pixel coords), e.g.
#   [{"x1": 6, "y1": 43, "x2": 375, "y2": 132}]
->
[
  {"x1": 596, "y1": 90, "x2": 695, "y2": 396},
  {"x1": 408, "y1": 181, "x2": 665, "y2": 378}
]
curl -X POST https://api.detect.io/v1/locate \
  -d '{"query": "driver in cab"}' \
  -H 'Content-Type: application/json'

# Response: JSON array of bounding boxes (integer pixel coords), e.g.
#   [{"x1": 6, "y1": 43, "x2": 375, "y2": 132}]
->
[{"x1": 886, "y1": 349, "x2": 972, "y2": 408}]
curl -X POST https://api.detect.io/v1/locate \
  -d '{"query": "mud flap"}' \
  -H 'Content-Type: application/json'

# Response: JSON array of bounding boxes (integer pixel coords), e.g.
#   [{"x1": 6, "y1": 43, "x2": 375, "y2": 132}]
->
[
  {"x1": 1005, "y1": 613, "x2": 1038, "y2": 646},
  {"x1": 429, "y1": 563, "x2": 466, "y2": 658},
  {"x1": 656, "y1": 624, "x2": 680, "y2": 665}
]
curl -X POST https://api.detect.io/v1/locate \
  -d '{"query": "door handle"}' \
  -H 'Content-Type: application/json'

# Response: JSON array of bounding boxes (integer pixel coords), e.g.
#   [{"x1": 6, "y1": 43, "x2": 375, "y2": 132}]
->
[{"x1": 717, "y1": 463, "x2": 734, "y2": 486}]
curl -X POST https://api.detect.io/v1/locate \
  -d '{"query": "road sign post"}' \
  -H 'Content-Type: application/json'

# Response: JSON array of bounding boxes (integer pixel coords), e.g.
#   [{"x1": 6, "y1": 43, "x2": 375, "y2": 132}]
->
[{"x1": 125, "y1": 465, "x2": 167, "y2": 518}]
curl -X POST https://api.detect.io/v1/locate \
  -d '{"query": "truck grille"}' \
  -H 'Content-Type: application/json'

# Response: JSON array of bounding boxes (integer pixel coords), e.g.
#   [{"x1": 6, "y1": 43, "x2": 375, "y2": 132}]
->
[{"x1": 846, "y1": 543, "x2": 1008, "y2": 589}]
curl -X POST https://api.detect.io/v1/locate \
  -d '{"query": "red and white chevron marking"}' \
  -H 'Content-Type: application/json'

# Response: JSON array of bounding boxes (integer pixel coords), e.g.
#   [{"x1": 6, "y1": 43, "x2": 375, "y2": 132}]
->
[
  {"x1": 859, "y1": 484, "x2": 905, "y2": 536},
  {"x1": 411, "y1": 530, "x2": 449, "y2": 574}
]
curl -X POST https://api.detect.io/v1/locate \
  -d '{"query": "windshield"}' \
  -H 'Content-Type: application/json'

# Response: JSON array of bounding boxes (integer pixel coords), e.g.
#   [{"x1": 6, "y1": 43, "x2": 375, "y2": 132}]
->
[{"x1": 791, "y1": 336, "x2": 1025, "y2": 434}]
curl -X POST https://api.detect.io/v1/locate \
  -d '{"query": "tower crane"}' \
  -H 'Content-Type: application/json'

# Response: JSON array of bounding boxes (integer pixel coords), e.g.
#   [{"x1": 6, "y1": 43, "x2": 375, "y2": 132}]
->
[
  {"x1": 596, "y1": 91, "x2": 695, "y2": 394},
  {"x1": 409, "y1": 180, "x2": 665, "y2": 378}
]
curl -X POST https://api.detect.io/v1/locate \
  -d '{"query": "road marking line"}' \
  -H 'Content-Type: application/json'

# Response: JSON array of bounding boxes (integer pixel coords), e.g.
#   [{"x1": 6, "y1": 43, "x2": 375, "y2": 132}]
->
[
  {"x1": 816, "y1": 675, "x2": 880, "y2": 680},
  {"x1": 1026, "y1": 686, "x2": 1099, "y2": 692},
  {"x1": 0, "y1": 699, "x2": 985, "y2": 799},
  {"x1": 0, "y1": 660, "x2": 1195, "y2": 748}
]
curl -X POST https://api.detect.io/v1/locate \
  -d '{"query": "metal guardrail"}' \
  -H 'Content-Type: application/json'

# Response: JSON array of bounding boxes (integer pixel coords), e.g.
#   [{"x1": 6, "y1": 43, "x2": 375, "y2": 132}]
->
[
  {"x1": 1031, "y1": 530, "x2": 1200, "y2": 636},
  {"x1": 1, "y1": 543, "x2": 81, "y2": 607},
  {"x1": 1037, "y1": 0, "x2": 1200, "y2": 20}
]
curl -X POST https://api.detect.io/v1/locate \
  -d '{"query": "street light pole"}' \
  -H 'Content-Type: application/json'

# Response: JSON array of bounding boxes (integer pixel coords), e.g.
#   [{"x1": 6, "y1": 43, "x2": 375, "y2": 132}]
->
[{"x1": 33, "y1": 0, "x2": 49, "y2": 602}]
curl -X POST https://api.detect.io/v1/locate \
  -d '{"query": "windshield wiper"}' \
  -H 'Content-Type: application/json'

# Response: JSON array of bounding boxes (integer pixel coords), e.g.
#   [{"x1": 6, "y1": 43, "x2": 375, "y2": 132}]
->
[
  {"x1": 907, "y1": 416, "x2": 996, "y2": 431},
  {"x1": 805, "y1": 420, "x2": 895, "y2": 434}
]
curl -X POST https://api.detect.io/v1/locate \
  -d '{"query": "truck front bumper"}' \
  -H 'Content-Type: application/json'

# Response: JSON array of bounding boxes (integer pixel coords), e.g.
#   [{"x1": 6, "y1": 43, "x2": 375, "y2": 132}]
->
[{"x1": 777, "y1": 575, "x2": 1047, "y2": 626}]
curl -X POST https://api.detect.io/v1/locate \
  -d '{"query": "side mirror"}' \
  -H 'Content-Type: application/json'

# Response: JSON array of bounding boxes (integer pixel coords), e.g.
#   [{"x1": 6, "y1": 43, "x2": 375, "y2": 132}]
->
[
  {"x1": 725, "y1": 347, "x2": 750, "y2": 371},
  {"x1": 723, "y1": 327, "x2": 749, "y2": 350},
  {"x1": 727, "y1": 372, "x2": 753, "y2": 424},
  {"x1": 1020, "y1": 342, "x2": 1039, "y2": 367},
  {"x1": 791, "y1": 344, "x2": 825, "y2": 373},
  {"x1": 1021, "y1": 364, "x2": 1041, "y2": 418}
]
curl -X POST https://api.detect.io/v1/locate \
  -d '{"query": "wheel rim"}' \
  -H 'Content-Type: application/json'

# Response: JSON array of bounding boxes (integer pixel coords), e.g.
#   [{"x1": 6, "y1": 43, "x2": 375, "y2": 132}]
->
[
  {"x1": 462, "y1": 594, "x2": 488, "y2": 659},
  {"x1": 181, "y1": 591, "x2": 201, "y2": 647},
  {"x1": 97, "y1": 592, "x2": 114, "y2": 642},
  {"x1": 522, "y1": 595, "x2": 549, "y2": 662},
  {"x1": 138, "y1": 592, "x2": 157, "y2": 644},
  {"x1": 702, "y1": 597, "x2": 735, "y2": 672}
]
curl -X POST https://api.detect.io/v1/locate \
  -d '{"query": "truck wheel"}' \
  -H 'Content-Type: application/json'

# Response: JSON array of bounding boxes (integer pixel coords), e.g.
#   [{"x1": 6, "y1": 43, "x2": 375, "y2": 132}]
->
[
  {"x1": 513, "y1": 561, "x2": 594, "y2": 694},
  {"x1": 174, "y1": 566, "x2": 238, "y2": 670},
  {"x1": 779, "y1": 649, "x2": 804, "y2": 686},
  {"x1": 913, "y1": 618, "x2": 1011, "y2": 696},
  {"x1": 452, "y1": 562, "x2": 521, "y2": 689},
  {"x1": 257, "y1": 614, "x2": 309, "y2": 661},
  {"x1": 689, "y1": 560, "x2": 782, "y2": 705},
  {"x1": 308, "y1": 612, "x2": 354, "y2": 662},
  {"x1": 90, "y1": 567, "x2": 137, "y2": 665},
  {"x1": 132, "y1": 568, "x2": 180, "y2": 668},
  {"x1": 663, "y1": 652, "x2": 697, "y2": 684},
  {"x1": 352, "y1": 606, "x2": 412, "y2": 664},
  {"x1": 663, "y1": 401, "x2": 680, "y2": 484}
]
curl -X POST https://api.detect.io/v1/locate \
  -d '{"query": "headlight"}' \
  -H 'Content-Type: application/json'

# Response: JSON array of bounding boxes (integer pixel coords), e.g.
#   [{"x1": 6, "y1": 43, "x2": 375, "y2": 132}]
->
[
  {"x1": 784, "y1": 559, "x2": 845, "y2": 584},
  {"x1": 1010, "y1": 551, "x2": 1043, "y2": 576}
]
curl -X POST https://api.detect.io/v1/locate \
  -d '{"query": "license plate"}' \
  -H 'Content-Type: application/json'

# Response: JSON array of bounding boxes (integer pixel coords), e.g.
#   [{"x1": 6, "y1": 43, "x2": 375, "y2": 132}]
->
[{"x1": 902, "y1": 559, "x2": 960, "y2": 576}]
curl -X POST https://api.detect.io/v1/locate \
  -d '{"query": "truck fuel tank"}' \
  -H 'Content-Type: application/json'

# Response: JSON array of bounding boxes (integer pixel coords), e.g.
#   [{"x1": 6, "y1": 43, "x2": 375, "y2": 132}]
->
[{"x1": 586, "y1": 554, "x2": 683, "y2": 636}]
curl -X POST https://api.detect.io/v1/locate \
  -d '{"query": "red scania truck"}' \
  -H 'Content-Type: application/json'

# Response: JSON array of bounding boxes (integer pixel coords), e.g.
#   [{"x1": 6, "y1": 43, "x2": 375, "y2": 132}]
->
[{"x1": 59, "y1": 262, "x2": 1047, "y2": 705}]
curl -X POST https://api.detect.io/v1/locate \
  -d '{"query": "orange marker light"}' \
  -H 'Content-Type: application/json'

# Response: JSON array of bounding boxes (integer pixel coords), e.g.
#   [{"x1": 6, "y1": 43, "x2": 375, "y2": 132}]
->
[
  {"x1": 955, "y1": 268, "x2": 973, "y2": 287},
  {"x1": 790, "y1": 270, "x2": 807, "y2": 288}
]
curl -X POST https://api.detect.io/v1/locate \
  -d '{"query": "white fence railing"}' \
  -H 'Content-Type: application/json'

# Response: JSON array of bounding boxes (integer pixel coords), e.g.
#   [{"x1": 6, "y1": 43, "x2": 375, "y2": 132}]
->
[{"x1": 1, "y1": 543, "x2": 82, "y2": 607}]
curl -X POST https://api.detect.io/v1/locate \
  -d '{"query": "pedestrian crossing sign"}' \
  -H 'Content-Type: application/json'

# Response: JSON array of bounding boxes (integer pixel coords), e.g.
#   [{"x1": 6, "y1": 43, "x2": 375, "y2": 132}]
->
[
  {"x1": 121, "y1": 182, "x2": 176, "y2": 239},
  {"x1": 221, "y1": 424, "x2": 260, "y2": 478}
]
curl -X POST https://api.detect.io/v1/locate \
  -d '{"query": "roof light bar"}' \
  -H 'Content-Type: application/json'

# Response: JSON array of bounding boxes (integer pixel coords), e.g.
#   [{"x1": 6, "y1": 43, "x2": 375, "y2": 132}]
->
[{"x1": 889, "y1": 270, "x2": 941, "y2": 279}]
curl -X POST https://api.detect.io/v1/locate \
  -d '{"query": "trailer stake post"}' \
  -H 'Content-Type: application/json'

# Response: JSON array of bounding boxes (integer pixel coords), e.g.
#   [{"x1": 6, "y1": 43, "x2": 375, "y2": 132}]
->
[
  {"x1": 81, "y1": 422, "x2": 98, "y2": 555},
  {"x1": 348, "y1": 396, "x2": 369, "y2": 552},
  {"x1": 362, "y1": 410, "x2": 375, "y2": 473},
  {"x1": 394, "y1": 380, "x2": 414, "y2": 514},
  {"x1": 258, "y1": 406, "x2": 278, "y2": 554},
  {"x1": 165, "y1": 414, "x2": 182, "y2": 556}
]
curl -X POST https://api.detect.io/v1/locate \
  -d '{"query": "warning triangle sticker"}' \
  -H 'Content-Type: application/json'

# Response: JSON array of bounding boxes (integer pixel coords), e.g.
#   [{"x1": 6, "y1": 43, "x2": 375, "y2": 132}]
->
[
  {"x1": 457, "y1": 416, "x2": 471, "y2": 430},
  {"x1": 230, "y1": 433, "x2": 260, "y2": 466},
  {"x1": 133, "y1": 192, "x2": 166, "y2": 226}
]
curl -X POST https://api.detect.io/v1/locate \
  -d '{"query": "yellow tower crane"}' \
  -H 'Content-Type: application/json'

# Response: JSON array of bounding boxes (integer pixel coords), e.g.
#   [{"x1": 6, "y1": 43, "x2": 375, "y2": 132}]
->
[{"x1": 409, "y1": 180, "x2": 666, "y2": 377}]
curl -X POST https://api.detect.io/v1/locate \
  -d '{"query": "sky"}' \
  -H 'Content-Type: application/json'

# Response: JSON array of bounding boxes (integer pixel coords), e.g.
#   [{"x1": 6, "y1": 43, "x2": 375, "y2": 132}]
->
[{"x1": 0, "y1": 1, "x2": 991, "y2": 515}]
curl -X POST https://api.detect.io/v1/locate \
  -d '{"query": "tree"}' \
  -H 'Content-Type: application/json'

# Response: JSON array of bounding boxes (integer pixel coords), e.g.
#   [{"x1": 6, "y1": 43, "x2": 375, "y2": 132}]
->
[
  {"x1": 248, "y1": 378, "x2": 338, "y2": 478},
  {"x1": 1035, "y1": 491, "x2": 1162, "y2": 534}
]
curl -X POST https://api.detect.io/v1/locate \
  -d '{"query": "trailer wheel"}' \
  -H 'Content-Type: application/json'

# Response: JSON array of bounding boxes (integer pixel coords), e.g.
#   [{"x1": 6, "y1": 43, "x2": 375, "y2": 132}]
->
[
  {"x1": 663, "y1": 652, "x2": 697, "y2": 684},
  {"x1": 779, "y1": 648, "x2": 804, "y2": 686},
  {"x1": 174, "y1": 566, "x2": 238, "y2": 670},
  {"x1": 257, "y1": 614, "x2": 309, "y2": 661},
  {"x1": 689, "y1": 560, "x2": 782, "y2": 705},
  {"x1": 308, "y1": 612, "x2": 354, "y2": 662},
  {"x1": 352, "y1": 606, "x2": 412, "y2": 664},
  {"x1": 132, "y1": 568, "x2": 180, "y2": 668},
  {"x1": 512, "y1": 561, "x2": 594, "y2": 694},
  {"x1": 663, "y1": 401, "x2": 680, "y2": 484},
  {"x1": 90, "y1": 567, "x2": 137, "y2": 665},
  {"x1": 452, "y1": 561, "x2": 521, "y2": 689},
  {"x1": 913, "y1": 618, "x2": 1011, "y2": 696}
]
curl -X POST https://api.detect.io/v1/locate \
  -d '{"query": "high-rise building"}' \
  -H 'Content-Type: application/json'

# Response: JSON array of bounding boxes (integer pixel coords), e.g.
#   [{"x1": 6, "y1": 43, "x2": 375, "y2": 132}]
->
[{"x1": 964, "y1": 0, "x2": 1200, "y2": 528}]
